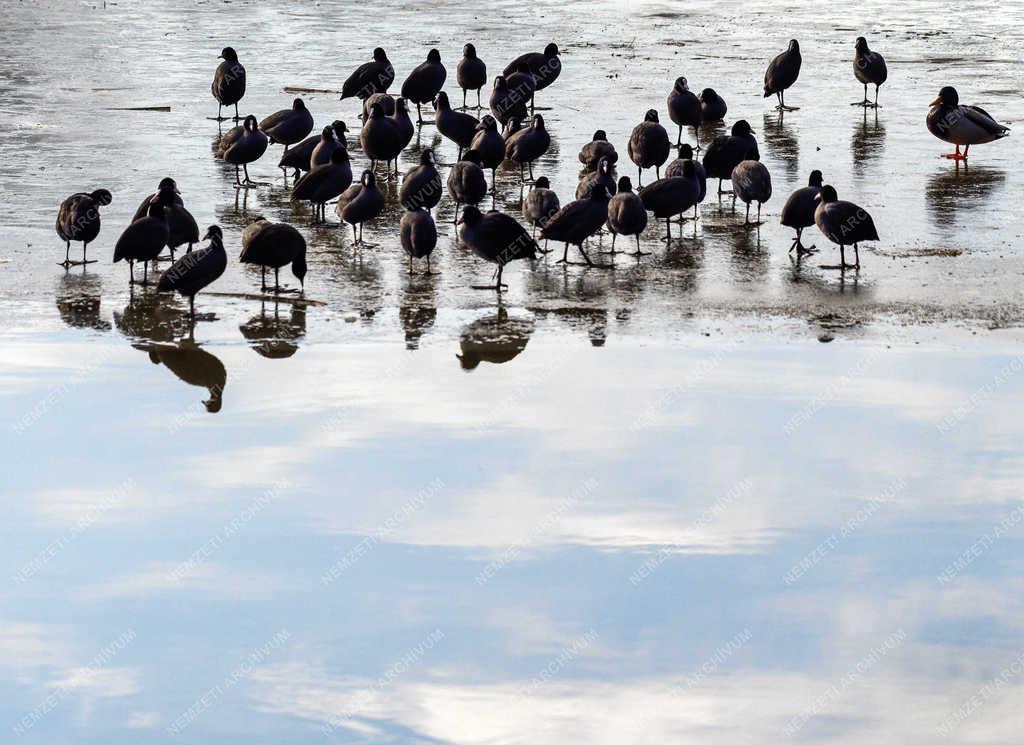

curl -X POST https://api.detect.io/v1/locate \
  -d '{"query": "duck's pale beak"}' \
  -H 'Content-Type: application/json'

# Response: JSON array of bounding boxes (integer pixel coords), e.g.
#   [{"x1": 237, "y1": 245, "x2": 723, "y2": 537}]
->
[
  {"x1": 202, "y1": 229, "x2": 212, "y2": 240},
  {"x1": 930, "y1": 96, "x2": 942, "y2": 106},
  {"x1": 814, "y1": 194, "x2": 822, "y2": 202}
]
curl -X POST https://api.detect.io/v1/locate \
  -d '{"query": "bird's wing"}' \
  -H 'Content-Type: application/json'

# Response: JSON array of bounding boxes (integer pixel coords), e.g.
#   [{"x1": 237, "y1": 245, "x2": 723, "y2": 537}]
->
[
  {"x1": 259, "y1": 109, "x2": 291, "y2": 132},
  {"x1": 963, "y1": 105, "x2": 1010, "y2": 135}
]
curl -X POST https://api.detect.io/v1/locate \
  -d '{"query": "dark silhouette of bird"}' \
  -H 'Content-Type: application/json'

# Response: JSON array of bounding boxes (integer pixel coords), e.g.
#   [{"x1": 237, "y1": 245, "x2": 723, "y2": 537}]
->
[
  {"x1": 131, "y1": 179, "x2": 198, "y2": 260},
  {"x1": 157, "y1": 225, "x2": 228, "y2": 318},
  {"x1": 628, "y1": 109, "x2": 671, "y2": 186},
  {"x1": 337, "y1": 169, "x2": 385, "y2": 245},
  {"x1": 400, "y1": 207, "x2": 438, "y2": 274},
  {"x1": 667, "y1": 76, "x2": 703, "y2": 148},
  {"x1": 260, "y1": 98, "x2": 314, "y2": 154},
  {"x1": 731, "y1": 160, "x2": 772, "y2": 224},
  {"x1": 362, "y1": 92, "x2": 396, "y2": 119},
  {"x1": 280, "y1": 121, "x2": 347, "y2": 179},
  {"x1": 291, "y1": 148, "x2": 353, "y2": 222},
  {"x1": 576, "y1": 156, "x2": 615, "y2": 200},
  {"x1": 578, "y1": 130, "x2": 618, "y2": 172},
  {"x1": 211, "y1": 47, "x2": 245, "y2": 121},
  {"x1": 505, "y1": 114, "x2": 550, "y2": 183},
  {"x1": 702, "y1": 120, "x2": 759, "y2": 194},
  {"x1": 341, "y1": 47, "x2": 395, "y2": 101},
  {"x1": 666, "y1": 144, "x2": 708, "y2": 213},
  {"x1": 814, "y1": 185, "x2": 879, "y2": 270},
  {"x1": 360, "y1": 102, "x2": 404, "y2": 179},
  {"x1": 457, "y1": 43, "x2": 487, "y2": 109},
  {"x1": 490, "y1": 75, "x2": 529, "y2": 126},
  {"x1": 506, "y1": 62, "x2": 537, "y2": 114},
  {"x1": 216, "y1": 115, "x2": 268, "y2": 187},
  {"x1": 401, "y1": 49, "x2": 447, "y2": 124},
  {"x1": 542, "y1": 184, "x2": 613, "y2": 267},
  {"x1": 764, "y1": 40, "x2": 802, "y2": 111},
  {"x1": 523, "y1": 176, "x2": 560, "y2": 243},
  {"x1": 852, "y1": 37, "x2": 887, "y2": 108},
  {"x1": 699, "y1": 88, "x2": 727, "y2": 122},
  {"x1": 927, "y1": 86, "x2": 1010, "y2": 161},
  {"x1": 391, "y1": 97, "x2": 416, "y2": 151},
  {"x1": 55, "y1": 188, "x2": 112, "y2": 266},
  {"x1": 780, "y1": 169, "x2": 823, "y2": 254},
  {"x1": 447, "y1": 149, "x2": 489, "y2": 223},
  {"x1": 503, "y1": 43, "x2": 561, "y2": 108},
  {"x1": 458, "y1": 206, "x2": 539, "y2": 291},
  {"x1": 113, "y1": 189, "x2": 176, "y2": 285},
  {"x1": 400, "y1": 148, "x2": 443, "y2": 211},
  {"x1": 640, "y1": 162, "x2": 700, "y2": 241},
  {"x1": 470, "y1": 115, "x2": 506, "y2": 190},
  {"x1": 435, "y1": 92, "x2": 478, "y2": 158},
  {"x1": 239, "y1": 217, "x2": 307, "y2": 293},
  {"x1": 606, "y1": 176, "x2": 648, "y2": 257}
]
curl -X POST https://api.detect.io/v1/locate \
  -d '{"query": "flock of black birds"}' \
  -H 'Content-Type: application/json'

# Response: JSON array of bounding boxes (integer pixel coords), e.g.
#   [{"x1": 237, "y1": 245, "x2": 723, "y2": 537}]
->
[{"x1": 54, "y1": 35, "x2": 1011, "y2": 316}]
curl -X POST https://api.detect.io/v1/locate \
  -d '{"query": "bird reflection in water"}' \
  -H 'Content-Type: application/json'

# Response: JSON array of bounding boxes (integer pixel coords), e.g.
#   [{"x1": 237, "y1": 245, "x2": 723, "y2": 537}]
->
[
  {"x1": 851, "y1": 108, "x2": 886, "y2": 178},
  {"x1": 543, "y1": 307, "x2": 608, "y2": 347},
  {"x1": 115, "y1": 292, "x2": 226, "y2": 412},
  {"x1": 399, "y1": 272, "x2": 437, "y2": 350},
  {"x1": 239, "y1": 300, "x2": 307, "y2": 358},
  {"x1": 56, "y1": 270, "x2": 111, "y2": 331},
  {"x1": 925, "y1": 164, "x2": 1006, "y2": 230},
  {"x1": 457, "y1": 307, "x2": 534, "y2": 369},
  {"x1": 762, "y1": 111, "x2": 799, "y2": 175}
]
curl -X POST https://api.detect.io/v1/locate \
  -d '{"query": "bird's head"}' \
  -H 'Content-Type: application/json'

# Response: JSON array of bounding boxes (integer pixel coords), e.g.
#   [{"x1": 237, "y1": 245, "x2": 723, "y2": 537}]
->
[
  {"x1": 815, "y1": 185, "x2": 838, "y2": 204},
  {"x1": 219, "y1": 47, "x2": 238, "y2": 61},
  {"x1": 372, "y1": 47, "x2": 388, "y2": 62},
  {"x1": 463, "y1": 43, "x2": 477, "y2": 58},
  {"x1": 292, "y1": 98, "x2": 306, "y2": 111},
  {"x1": 931, "y1": 86, "x2": 958, "y2": 107},
  {"x1": 202, "y1": 225, "x2": 223, "y2": 242},
  {"x1": 457, "y1": 205, "x2": 482, "y2": 226},
  {"x1": 677, "y1": 143, "x2": 694, "y2": 159},
  {"x1": 534, "y1": 176, "x2": 550, "y2": 189},
  {"x1": 644, "y1": 109, "x2": 659, "y2": 123},
  {"x1": 855, "y1": 36, "x2": 868, "y2": 52},
  {"x1": 809, "y1": 170, "x2": 824, "y2": 187},
  {"x1": 732, "y1": 119, "x2": 754, "y2": 137},
  {"x1": 544, "y1": 42, "x2": 559, "y2": 58},
  {"x1": 674, "y1": 76, "x2": 689, "y2": 92},
  {"x1": 593, "y1": 129, "x2": 607, "y2": 141},
  {"x1": 616, "y1": 176, "x2": 633, "y2": 193}
]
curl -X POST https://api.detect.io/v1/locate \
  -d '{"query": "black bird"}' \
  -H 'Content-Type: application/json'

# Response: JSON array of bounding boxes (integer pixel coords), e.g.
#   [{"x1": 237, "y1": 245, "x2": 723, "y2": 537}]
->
[
  {"x1": 505, "y1": 62, "x2": 537, "y2": 114},
  {"x1": 523, "y1": 176, "x2": 560, "y2": 242},
  {"x1": 362, "y1": 92, "x2": 397, "y2": 119},
  {"x1": 576, "y1": 156, "x2": 615, "y2": 200},
  {"x1": 502, "y1": 116, "x2": 523, "y2": 142},
  {"x1": 780, "y1": 169, "x2": 823, "y2": 254},
  {"x1": 336, "y1": 169, "x2": 385, "y2": 245},
  {"x1": 702, "y1": 120, "x2": 759, "y2": 194},
  {"x1": 447, "y1": 149, "x2": 488, "y2": 223},
  {"x1": 55, "y1": 188, "x2": 112, "y2": 266},
  {"x1": 764, "y1": 40, "x2": 802, "y2": 111},
  {"x1": 606, "y1": 176, "x2": 648, "y2": 256},
  {"x1": 401, "y1": 49, "x2": 447, "y2": 124},
  {"x1": 280, "y1": 121, "x2": 347, "y2": 179},
  {"x1": 542, "y1": 184, "x2": 613, "y2": 267},
  {"x1": 131, "y1": 179, "x2": 199, "y2": 260},
  {"x1": 852, "y1": 37, "x2": 887, "y2": 108},
  {"x1": 391, "y1": 98, "x2": 416, "y2": 151},
  {"x1": 578, "y1": 130, "x2": 618, "y2": 172},
  {"x1": 458, "y1": 206, "x2": 539, "y2": 291},
  {"x1": 490, "y1": 75, "x2": 529, "y2": 126},
  {"x1": 291, "y1": 148, "x2": 353, "y2": 222},
  {"x1": 435, "y1": 92, "x2": 478, "y2": 158},
  {"x1": 503, "y1": 43, "x2": 561, "y2": 107},
  {"x1": 260, "y1": 98, "x2": 314, "y2": 154},
  {"x1": 505, "y1": 113, "x2": 550, "y2": 183},
  {"x1": 731, "y1": 160, "x2": 772, "y2": 224},
  {"x1": 211, "y1": 47, "x2": 245, "y2": 121},
  {"x1": 667, "y1": 77, "x2": 703, "y2": 148},
  {"x1": 400, "y1": 207, "x2": 438, "y2": 273},
  {"x1": 239, "y1": 218, "x2": 307, "y2": 293},
  {"x1": 360, "y1": 102, "x2": 404, "y2": 179},
  {"x1": 665, "y1": 144, "x2": 708, "y2": 212},
  {"x1": 628, "y1": 109, "x2": 671, "y2": 186},
  {"x1": 216, "y1": 115, "x2": 268, "y2": 188},
  {"x1": 341, "y1": 47, "x2": 395, "y2": 101},
  {"x1": 157, "y1": 225, "x2": 228, "y2": 317},
  {"x1": 457, "y1": 43, "x2": 488, "y2": 109},
  {"x1": 927, "y1": 86, "x2": 1010, "y2": 161},
  {"x1": 814, "y1": 185, "x2": 879, "y2": 270},
  {"x1": 699, "y1": 88, "x2": 728, "y2": 122},
  {"x1": 470, "y1": 115, "x2": 506, "y2": 190},
  {"x1": 113, "y1": 190, "x2": 176, "y2": 285},
  {"x1": 640, "y1": 163, "x2": 700, "y2": 241},
  {"x1": 400, "y1": 148, "x2": 443, "y2": 211}
]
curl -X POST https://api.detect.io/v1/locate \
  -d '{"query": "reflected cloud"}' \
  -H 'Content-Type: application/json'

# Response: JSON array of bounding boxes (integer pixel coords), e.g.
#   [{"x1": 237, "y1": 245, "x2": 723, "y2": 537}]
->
[{"x1": 457, "y1": 309, "x2": 535, "y2": 370}]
